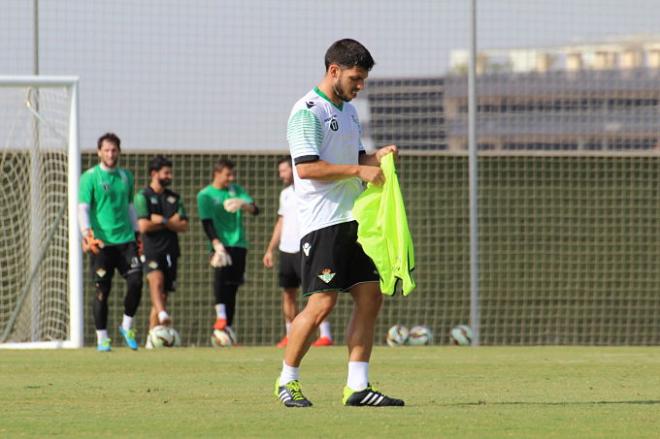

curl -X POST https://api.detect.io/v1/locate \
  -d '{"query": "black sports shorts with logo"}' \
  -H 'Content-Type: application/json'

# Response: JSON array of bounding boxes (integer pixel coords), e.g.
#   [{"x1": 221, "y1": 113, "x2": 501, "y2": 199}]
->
[
  {"x1": 299, "y1": 221, "x2": 379, "y2": 296},
  {"x1": 278, "y1": 250, "x2": 301, "y2": 289},
  {"x1": 90, "y1": 241, "x2": 142, "y2": 282},
  {"x1": 142, "y1": 252, "x2": 179, "y2": 293}
]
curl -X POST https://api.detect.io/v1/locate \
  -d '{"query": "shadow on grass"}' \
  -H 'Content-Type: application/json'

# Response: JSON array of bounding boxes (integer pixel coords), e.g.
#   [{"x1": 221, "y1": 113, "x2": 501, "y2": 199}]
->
[{"x1": 444, "y1": 400, "x2": 660, "y2": 407}]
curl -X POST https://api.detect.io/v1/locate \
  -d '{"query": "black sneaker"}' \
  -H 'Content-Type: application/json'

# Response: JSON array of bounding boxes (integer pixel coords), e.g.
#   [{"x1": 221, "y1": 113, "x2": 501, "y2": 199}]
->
[
  {"x1": 274, "y1": 379, "x2": 313, "y2": 407},
  {"x1": 343, "y1": 384, "x2": 404, "y2": 407}
]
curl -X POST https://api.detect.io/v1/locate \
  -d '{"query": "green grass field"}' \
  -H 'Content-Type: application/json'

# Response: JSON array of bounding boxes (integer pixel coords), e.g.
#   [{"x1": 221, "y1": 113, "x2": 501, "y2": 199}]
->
[{"x1": 2, "y1": 347, "x2": 660, "y2": 438}]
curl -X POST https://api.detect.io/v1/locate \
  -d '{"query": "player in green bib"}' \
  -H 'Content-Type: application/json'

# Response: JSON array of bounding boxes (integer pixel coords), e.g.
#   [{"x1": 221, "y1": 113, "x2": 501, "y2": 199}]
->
[
  {"x1": 197, "y1": 158, "x2": 259, "y2": 342},
  {"x1": 134, "y1": 155, "x2": 189, "y2": 348},
  {"x1": 78, "y1": 133, "x2": 143, "y2": 352}
]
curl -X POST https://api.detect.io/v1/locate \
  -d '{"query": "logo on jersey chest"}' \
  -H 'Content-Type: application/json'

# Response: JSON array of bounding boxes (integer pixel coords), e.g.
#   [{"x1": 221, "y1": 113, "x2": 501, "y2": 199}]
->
[
  {"x1": 150, "y1": 197, "x2": 158, "y2": 204},
  {"x1": 101, "y1": 182, "x2": 111, "y2": 192},
  {"x1": 325, "y1": 115, "x2": 339, "y2": 132}
]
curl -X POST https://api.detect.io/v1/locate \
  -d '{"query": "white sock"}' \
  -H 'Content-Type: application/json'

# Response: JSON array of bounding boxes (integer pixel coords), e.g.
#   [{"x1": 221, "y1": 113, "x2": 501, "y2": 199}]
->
[
  {"x1": 215, "y1": 304, "x2": 227, "y2": 319},
  {"x1": 96, "y1": 330, "x2": 109, "y2": 343},
  {"x1": 319, "y1": 321, "x2": 332, "y2": 339},
  {"x1": 121, "y1": 315, "x2": 133, "y2": 331},
  {"x1": 347, "y1": 361, "x2": 369, "y2": 391},
  {"x1": 158, "y1": 311, "x2": 170, "y2": 324},
  {"x1": 285, "y1": 322, "x2": 292, "y2": 336},
  {"x1": 279, "y1": 361, "x2": 300, "y2": 386}
]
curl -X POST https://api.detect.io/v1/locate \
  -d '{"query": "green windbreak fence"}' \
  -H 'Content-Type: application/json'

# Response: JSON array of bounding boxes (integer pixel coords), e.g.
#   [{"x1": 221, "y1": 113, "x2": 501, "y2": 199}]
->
[{"x1": 81, "y1": 152, "x2": 660, "y2": 346}]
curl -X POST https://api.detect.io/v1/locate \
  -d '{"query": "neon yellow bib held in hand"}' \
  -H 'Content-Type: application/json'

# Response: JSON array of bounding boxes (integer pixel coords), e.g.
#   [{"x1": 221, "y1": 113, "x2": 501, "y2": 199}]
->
[{"x1": 352, "y1": 153, "x2": 416, "y2": 296}]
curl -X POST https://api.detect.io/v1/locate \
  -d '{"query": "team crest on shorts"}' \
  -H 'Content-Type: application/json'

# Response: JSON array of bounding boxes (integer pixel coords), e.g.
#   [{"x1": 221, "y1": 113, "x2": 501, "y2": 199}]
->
[
  {"x1": 96, "y1": 268, "x2": 107, "y2": 278},
  {"x1": 167, "y1": 196, "x2": 176, "y2": 204},
  {"x1": 318, "y1": 268, "x2": 335, "y2": 284},
  {"x1": 148, "y1": 261, "x2": 159, "y2": 269},
  {"x1": 302, "y1": 242, "x2": 311, "y2": 256}
]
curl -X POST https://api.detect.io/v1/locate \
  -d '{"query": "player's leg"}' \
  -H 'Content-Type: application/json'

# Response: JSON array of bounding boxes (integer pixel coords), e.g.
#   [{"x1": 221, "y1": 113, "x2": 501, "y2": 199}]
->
[
  {"x1": 276, "y1": 225, "x2": 342, "y2": 407},
  {"x1": 146, "y1": 270, "x2": 167, "y2": 327},
  {"x1": 117, "y1": 242, "x2": 143, "y2": 350},
  {"x1": 212, "y1": 266, "x2": 228, "y2": 330},
  {"x1": 285, "y1": 291, "x2": 337, "y2": 366},
  {"x1": 342, "y1": 223, "x2": 404, "y2": 406},
  {"x1": 91, "y1": 247, "x2": 116, "y2": 351},
  {"x1": 277, "y1": 251, "x2": 300, "y2": 347},
  {"x1": 277, "y1": 287, "x2": 297, "y2": 347},
  {"x1": 276, "y1": 291, "x2": 337, "y2": 407}
]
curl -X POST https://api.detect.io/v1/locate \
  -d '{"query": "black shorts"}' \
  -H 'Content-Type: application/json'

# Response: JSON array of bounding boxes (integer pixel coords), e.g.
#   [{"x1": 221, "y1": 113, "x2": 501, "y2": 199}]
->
[
  {"x1": 299, "y1": 221, "x2": 379, "y2": 296},
  {"x1": 213, "y1": 246, "x2": 247, "y2": 287},
  {"x1": 278, "y1": 251, "x2": 301, "y2": 289},
  {"x1": 142, "y1": 252, "x2": 178, "y2": 292},
  {"x1": 90, "y1": 242, "x2": 142, "y2": 283}
]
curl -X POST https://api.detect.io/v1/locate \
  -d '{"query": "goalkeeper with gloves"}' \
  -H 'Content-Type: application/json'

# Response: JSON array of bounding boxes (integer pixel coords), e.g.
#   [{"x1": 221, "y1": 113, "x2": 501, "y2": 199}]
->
[
  {"x1": 78, "y1": 132, "x2": 143, "y2": 352},
  {"x1": 197, "y1": 158, "x2": 259, "y2": 341}
]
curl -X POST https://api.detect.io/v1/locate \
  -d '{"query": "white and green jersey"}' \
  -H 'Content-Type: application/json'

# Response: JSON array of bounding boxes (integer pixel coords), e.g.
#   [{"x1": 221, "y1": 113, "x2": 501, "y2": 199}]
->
[{"x1": 287, "y1": 86, "x2": 365, "y2": 237}]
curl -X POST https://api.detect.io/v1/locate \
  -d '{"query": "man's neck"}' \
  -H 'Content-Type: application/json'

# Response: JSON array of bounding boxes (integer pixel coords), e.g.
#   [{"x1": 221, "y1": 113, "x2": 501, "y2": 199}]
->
[
  {"x1": 316, "y1": 81, "x2": 343, "y2": 106},
  {"x1": 212, "y1": 181, "x2": 227, "y2": 190},
  {"x1": 99, "y1": 163, "x2": 116, "y2": 172},
  {"x1": 150, "y1": 181, "x2": 164, "y2": 194}
]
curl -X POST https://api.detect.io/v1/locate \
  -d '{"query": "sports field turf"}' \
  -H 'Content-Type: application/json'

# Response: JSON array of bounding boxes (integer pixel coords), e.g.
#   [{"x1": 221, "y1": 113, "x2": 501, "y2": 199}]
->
[{"x1": 2, "y1": 346, "x2": 660, "y2": 438}]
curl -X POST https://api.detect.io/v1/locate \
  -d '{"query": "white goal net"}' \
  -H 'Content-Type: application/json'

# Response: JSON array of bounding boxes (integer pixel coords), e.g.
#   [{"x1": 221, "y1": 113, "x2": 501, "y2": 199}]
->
[{"x1": 0, "y1": 77, "x2": 82, "y2": 349}]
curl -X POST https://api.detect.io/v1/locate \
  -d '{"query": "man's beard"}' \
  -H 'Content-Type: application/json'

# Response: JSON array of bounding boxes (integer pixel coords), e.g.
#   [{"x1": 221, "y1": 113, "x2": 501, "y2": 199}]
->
[{"x1": 332, "y1": 81, "x2": 352, "y2": 102}]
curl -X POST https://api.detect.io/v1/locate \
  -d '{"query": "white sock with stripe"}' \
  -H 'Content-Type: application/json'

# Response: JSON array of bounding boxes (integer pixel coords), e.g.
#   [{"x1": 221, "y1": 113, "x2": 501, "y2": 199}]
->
[
  {"x1": 347, "y1": 361, "x2": 369, "y2": 391},
  {"x1": 285, "y1": 322, "x2": 292, "y2": 336},
  {"x1": 215, "y1": 304, "x2": 227, "y2": 319},
  {"x1": 279, "y1": 361, "x2": 300, "y2": 387}
]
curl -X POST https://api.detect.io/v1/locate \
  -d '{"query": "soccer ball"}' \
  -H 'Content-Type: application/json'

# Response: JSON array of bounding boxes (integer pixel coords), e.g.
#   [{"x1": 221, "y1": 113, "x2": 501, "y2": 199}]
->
[
  {"x1": 407, "y1": 325, "x2": 433, "y2": 346},
  {"x1": 149, "y1": 325, "x2": 181, "y2": 348},
  {"x1": 449, "y1": 324, "x2": 473, "y2": 346},
  {"x1": 211, "y1": 328, "x2": 235, "y2": 347},
  {"x1": 386, "y1": 324, "x2": 409, "y2": 347}
]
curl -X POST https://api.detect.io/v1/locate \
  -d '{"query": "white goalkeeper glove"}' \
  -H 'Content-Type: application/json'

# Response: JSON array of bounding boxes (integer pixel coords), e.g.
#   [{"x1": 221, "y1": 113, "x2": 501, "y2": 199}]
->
[
  {"x1": 223, "y1": 198, "x2": 246, "y2": 213},
  {"x1": 210, "y1": 241, "x2": 232, "y2": 267}
]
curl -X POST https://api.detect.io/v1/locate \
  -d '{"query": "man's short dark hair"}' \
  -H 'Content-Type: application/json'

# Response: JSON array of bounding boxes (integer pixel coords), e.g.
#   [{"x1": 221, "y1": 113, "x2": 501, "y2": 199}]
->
[
  {"x1": 324, "y1": 39, "x2": 375, "y2": 72},
  {"x1": 148, "y1": 155, "x2": 173, "y2": 174},
  {"x1": 277, "y1": 155, "x2": 292, "y2": 167},
  {"x1": 97, "y1": 132, "x2": 121, "y2": 151},
  {"x1": 214, "y1": 158, "x2": 235, "y2": 174}
]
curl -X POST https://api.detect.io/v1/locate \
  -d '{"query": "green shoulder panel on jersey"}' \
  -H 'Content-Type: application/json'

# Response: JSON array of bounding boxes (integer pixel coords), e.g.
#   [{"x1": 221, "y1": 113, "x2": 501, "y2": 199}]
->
[
  {"x1": 134, "y1": 190, "x2": 150, "y2": 219},
  {"x1": 176, "y1": 196, "x2": 188, "y2": 219},
  {"x1": 287, "y1": 109, "x2": 323, "y2": 158}
]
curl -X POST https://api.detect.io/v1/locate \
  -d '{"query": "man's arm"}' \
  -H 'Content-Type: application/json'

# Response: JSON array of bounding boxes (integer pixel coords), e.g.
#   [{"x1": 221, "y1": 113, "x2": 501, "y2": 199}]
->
[
  {"x1": 165, "y1": 214, "x2": 188, "y2": 233},
  {"x1": 263, "y1": 216, "x2": 283, "y2": 268},
  {"x1": 134, "y1": 192, "x2": 164, "y2": 234},
  {"x1": 296, "y1": 160, "x2": 385, "y2": 186},
  {"x1": 358, "y1": 144, "x2": 398, "y2": 167}
]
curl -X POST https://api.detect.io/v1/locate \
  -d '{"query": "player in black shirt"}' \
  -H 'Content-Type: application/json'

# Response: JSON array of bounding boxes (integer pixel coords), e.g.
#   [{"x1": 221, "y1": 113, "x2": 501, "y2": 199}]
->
[{"x1": 134, "y1": 155, "x2": 188, "y2": 344}]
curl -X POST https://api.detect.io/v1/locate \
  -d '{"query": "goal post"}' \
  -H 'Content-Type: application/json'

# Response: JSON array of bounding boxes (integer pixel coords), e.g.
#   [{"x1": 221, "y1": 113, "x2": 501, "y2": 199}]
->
[{"x1": 0, "y1": 76, "x2": 82, "y2": 349}]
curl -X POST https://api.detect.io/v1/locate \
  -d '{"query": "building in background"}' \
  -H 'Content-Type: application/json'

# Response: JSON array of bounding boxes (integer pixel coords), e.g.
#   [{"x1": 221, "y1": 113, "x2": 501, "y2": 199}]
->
[{"x1": 366, "y1": 36, "x2": 660, "y2": 152}]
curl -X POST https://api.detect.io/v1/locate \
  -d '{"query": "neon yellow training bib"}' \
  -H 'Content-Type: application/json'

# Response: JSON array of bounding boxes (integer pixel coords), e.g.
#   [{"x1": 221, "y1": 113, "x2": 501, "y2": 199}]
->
[{"x1": 352, "y1": 153, "x2": 416, "y2": 296}]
